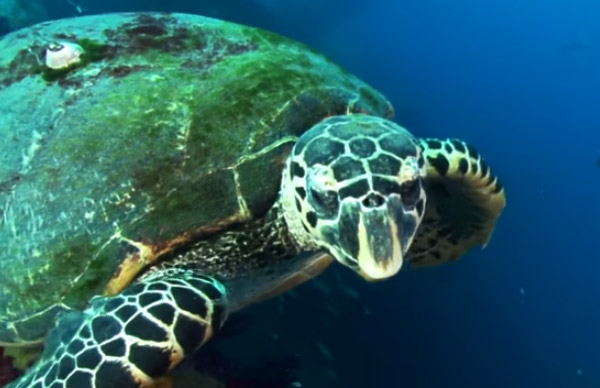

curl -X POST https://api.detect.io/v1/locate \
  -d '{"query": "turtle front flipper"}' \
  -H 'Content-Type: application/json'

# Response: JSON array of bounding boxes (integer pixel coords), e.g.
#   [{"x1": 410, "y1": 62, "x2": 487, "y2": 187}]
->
[
  {"x1": 408, "y1": 138, "x2": 506, "y2": 267},
  {"x1": 7, "y1": 269, "x2": 227, "y2": 388}
]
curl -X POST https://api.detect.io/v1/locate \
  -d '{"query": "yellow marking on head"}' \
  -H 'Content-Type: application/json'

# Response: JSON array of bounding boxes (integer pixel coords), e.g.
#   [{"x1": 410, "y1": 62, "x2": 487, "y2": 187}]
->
[
  {"x1": 356, "y1": 213, "x2": 403, "y2": 281},
  {"x1": 399, "y1": 155, "x2": 421, "y2": 182}
]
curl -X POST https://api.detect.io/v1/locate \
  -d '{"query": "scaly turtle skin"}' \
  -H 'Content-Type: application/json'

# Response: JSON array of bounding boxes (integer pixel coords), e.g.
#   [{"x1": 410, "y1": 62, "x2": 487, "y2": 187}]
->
[{"x1": 0, "y1": 12, "x2": 505, "y2": 388}]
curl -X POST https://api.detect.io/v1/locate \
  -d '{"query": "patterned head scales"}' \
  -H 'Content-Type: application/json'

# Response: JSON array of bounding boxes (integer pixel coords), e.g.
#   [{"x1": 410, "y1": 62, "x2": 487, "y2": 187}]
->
[{"x1": 281, "y1": 114, "x2": 427, "y2": 280}]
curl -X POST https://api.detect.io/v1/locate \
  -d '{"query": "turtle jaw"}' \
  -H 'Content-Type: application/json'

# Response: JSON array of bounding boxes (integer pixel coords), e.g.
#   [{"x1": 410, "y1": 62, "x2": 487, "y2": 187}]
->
[{"x1": 321, "y1": 196, "x2": 420, "y2": 281}]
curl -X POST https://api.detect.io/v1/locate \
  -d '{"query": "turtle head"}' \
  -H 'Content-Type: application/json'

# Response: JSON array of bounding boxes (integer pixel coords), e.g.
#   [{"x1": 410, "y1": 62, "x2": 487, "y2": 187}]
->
[{"x1": 281, "y1": 114, "x2": 427, "y2": 281}]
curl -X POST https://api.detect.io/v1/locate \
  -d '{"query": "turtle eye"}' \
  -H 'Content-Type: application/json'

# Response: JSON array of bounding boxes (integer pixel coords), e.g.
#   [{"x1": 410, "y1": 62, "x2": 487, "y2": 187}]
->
[
  {"x1": 399, "y1": 179, "x2": 420, "y2": 208},
  {"x1": 309, "y1": 188, "x2": 339, "y2": 217}
]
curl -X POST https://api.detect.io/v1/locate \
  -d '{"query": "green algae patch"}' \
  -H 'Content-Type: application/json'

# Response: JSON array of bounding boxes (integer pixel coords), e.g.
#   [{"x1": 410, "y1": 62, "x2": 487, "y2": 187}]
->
[
  {"x1": 18, "y1": 234, "x2": 113, "y2": 312},
  {"x1": 78, "y1": 38, "x2": 111, "y2": 62},
  {"x1": 63, "y1": 238, "x2": 127, "y2": 307}
]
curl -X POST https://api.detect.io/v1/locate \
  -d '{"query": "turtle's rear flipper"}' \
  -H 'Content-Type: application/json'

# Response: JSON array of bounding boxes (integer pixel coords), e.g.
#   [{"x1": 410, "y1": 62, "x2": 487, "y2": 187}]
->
[
  {"x1": 8, "y1": 269, "x2": 227, "y2": 388},
  {"x1": 408, "y1": 138, "x2": 506, "y2": 268}
]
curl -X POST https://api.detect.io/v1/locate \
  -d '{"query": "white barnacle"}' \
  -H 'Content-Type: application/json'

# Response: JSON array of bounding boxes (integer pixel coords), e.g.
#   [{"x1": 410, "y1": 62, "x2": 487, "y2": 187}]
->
[{"x1": 45, "y1": 41, "x2": 84, "y2": 70}]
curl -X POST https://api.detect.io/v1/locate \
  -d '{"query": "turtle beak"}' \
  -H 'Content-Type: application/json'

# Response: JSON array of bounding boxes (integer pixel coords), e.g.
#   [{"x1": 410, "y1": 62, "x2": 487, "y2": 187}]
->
[{"x1": 331, "y1": 196, "x2": 418, "y2": 281}]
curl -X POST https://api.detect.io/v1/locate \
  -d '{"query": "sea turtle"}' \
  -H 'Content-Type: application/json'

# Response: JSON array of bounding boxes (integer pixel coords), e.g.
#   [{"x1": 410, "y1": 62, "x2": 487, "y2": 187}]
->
[{"x1": 0, "y1": 12, "x2": 506, "y2": 388}]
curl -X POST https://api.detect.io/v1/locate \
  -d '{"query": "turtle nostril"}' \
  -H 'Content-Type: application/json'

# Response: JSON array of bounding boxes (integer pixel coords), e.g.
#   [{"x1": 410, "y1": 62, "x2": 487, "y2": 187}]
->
[{"x1": 362, "y1": 193, "x2": 385, "y2": 208}]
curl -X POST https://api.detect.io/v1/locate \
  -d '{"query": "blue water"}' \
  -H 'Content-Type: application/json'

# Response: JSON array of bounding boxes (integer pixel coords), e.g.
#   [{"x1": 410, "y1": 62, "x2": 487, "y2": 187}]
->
[{"x1": 3, "y1": 0, "x2": 599, "y2": 387}]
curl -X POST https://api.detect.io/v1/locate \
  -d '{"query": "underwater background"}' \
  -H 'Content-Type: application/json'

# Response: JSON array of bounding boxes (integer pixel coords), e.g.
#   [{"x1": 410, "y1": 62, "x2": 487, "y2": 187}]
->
[{"x1": 1, "y1": 0, "x2": 599, "y2": 387}]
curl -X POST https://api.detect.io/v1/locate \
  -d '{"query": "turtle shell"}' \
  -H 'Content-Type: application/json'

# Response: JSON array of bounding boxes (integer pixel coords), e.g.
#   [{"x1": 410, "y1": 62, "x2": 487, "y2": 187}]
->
[{"x1": 0, "y1": 13, "x2": 393, "y2": 344}]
